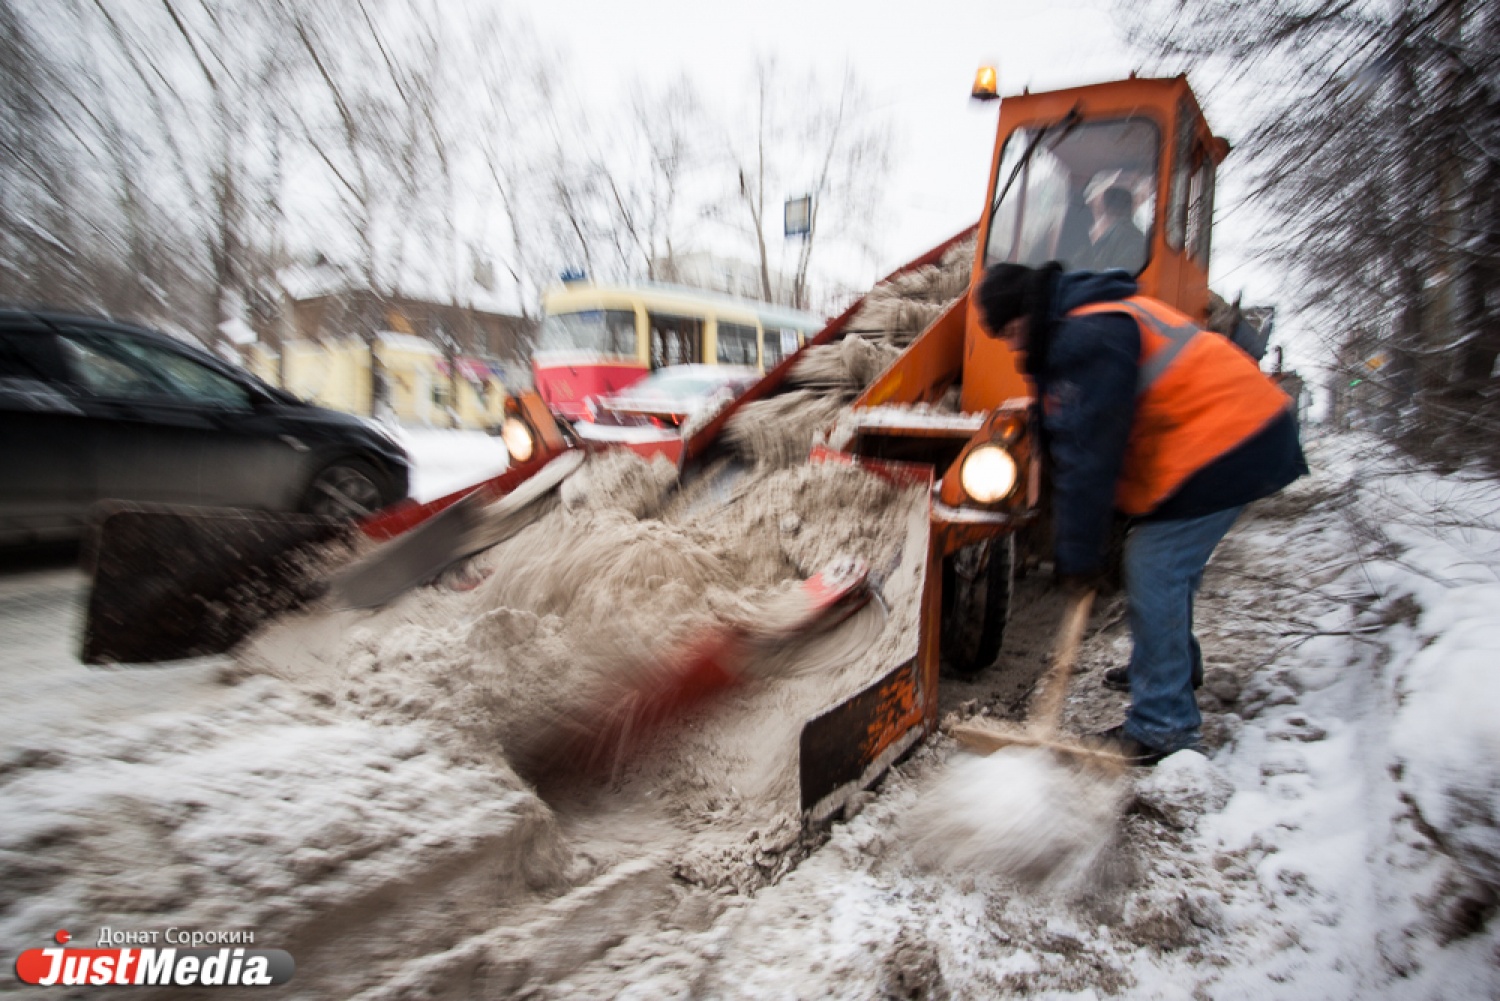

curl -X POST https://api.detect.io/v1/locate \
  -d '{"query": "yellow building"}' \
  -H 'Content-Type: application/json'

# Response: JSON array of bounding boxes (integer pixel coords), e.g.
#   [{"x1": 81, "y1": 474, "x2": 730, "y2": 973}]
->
[
  {"x1": 247, "y1": 333, "x2": 508, "y2": 430},
  {"x1": 373, "y1": 332, "x2": 439, "y2": 424},
  {"x1": 238, "y1": 284, "x2": 534, "y2": 430},
  {"x1": 281, "y1": 337, "x2": 374, "y2": 415},
  {"x1": 242, "y1": 343, "x2": 280, "y2": 387}
]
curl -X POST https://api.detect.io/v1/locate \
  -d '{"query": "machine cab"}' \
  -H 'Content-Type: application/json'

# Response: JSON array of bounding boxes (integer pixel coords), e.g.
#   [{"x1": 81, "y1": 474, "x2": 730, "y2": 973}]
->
[{"x1": 964, "y1": 76, "x2": 1230, "y2": 413}]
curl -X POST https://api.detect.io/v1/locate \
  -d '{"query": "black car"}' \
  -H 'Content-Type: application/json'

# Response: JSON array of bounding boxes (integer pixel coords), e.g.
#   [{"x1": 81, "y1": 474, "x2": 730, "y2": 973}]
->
[{"x1": 0, "y1": 308, "x2": 410, "y2": 546}]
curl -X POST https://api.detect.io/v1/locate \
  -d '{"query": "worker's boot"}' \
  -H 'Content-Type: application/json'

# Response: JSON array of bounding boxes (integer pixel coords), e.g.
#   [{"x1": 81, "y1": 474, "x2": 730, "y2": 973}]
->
[
  {"x1": 1105, "y1": 634, "x2": 1205, "y2": 692},
  {"x1": 1101, "y1": 663, "x2": 1204, "y2": 692},
  {"x1": 1090, "y1": 725, "x2": 1176, "y2": 767}
]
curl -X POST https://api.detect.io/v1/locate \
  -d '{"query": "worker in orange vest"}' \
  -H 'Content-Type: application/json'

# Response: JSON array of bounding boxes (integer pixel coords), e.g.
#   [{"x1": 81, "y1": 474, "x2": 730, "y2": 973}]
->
[{"x1": 976, "y1": 262, "x2": 1307, "y2": 765}]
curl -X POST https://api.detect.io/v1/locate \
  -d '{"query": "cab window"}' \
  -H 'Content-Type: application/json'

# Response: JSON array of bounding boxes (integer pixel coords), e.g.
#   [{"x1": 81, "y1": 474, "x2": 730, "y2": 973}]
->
[
  {"x1": 985, "y1": 118, "x2": 1160, "y2": 276},
  {"x1": 1186, "y1": 152, "x2": 1215, "y2": 268},
  {"x1": 1165, "y1": 98, "x2": 1217, "y2": 269}
]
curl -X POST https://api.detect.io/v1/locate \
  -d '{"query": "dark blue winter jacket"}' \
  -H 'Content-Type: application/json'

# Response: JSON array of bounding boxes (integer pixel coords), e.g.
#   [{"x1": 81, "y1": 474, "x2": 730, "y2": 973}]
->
[{"x1": 1037, "y1": 271, "x2": 1308, "y2": 577}]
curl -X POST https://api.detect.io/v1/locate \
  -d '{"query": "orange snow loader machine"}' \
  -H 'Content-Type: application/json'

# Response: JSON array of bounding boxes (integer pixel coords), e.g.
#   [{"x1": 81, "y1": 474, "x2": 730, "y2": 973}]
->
[
  {"x1": 693, "y1": 74, "x2": 1234, "y2": 819},
  {"x1": 84, "y1": 75, "x2": 1231, "y2": 822}
]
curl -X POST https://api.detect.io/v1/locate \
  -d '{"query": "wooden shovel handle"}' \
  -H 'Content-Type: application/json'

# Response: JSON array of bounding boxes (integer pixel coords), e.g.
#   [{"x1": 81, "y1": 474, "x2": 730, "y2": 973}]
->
[{"x1": 1029, "y1": 589, "x2": 1096, "y2": 734}]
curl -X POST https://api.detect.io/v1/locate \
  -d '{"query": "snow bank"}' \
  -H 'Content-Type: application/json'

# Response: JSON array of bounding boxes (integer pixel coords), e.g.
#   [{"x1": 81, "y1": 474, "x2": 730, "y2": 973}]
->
[
  {"x1": 0, "y1": 676, "x2": 564, "y2": 956},
  {"x1": 1394, "y1": 636, "x2": 1500, "y2": 884},
  {"x1": 1348, "y1": 452, "x2": 1500, "y2": 887}
]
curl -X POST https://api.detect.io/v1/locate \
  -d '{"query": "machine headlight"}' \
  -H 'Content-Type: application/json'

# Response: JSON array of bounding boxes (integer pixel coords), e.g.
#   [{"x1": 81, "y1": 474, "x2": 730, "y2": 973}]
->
[
  {"x1": 501, "y1": 417, "x2": 535, "y2": 463},
  {"x1": 960, "y1": 445, "x2": 1018, "y2": 504}
]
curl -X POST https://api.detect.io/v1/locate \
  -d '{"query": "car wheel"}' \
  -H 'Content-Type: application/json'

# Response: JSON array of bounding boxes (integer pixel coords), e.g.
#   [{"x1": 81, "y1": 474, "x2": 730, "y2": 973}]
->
[{"x1": 303, "y1": 460, "x2": 385, "y2": 520}]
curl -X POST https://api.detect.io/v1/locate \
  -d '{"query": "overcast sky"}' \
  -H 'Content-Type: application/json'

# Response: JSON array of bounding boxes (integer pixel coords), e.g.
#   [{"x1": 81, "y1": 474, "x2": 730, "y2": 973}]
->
[{"x1": 514, "y1": 0, "x2": 1311, "y2": 372}]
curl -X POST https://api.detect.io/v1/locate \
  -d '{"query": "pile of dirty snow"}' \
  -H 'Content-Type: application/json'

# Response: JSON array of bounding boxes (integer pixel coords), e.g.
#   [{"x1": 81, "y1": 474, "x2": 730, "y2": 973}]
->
[
  {"x1": 237, "y1": 449, "x2": 930, "y2": 896},
  {"x1": 0, "y1": 443, "x2": 931, "y2": 993}
]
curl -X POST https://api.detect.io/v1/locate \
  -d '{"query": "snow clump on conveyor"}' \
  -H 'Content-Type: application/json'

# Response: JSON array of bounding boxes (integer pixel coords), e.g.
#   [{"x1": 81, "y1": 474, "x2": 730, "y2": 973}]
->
[{"x1": 721, "y1": 235, "x2": 976, "y2": 471}]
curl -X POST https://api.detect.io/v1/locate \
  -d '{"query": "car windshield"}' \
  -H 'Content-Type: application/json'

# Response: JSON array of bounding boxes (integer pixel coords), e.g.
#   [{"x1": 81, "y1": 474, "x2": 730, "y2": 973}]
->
[
  {"x1": 985, "y1": 117, "x2": 1160, "y2": 275},
  {"x1": 539, "y1": 309, "x2": 636, "y2": 356}
]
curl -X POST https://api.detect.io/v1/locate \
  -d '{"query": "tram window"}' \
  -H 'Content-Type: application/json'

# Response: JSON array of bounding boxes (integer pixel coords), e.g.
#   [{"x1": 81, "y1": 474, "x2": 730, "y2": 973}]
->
[
  {"x1": 763, "y1": 328, "x2": 802, "y2": 368},
  {"x1": 538, "y1": 309, "x2": 636, "y2": 355},
  {"x1": 648, "y1": 313, "x2": 703, "y2": 368},
  {"x1": 717, "y1": 322, "x2": 758, "y2": 366}
]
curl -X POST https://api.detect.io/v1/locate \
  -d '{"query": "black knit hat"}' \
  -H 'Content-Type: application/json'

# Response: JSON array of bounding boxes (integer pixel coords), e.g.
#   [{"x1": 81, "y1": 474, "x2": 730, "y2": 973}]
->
[
  {"x1": 976, "y1": 261, "x2": 1063, "y2": 376},
  {"x1": 976, "y1": 263, "x2": 1035, "y2": 333}
]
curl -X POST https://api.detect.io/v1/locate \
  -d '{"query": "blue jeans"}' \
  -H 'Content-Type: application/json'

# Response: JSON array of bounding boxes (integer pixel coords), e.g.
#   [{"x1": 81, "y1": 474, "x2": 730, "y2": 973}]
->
[{"x1": 1122, "y1": 505, "x2": 1244, "y2": 752}]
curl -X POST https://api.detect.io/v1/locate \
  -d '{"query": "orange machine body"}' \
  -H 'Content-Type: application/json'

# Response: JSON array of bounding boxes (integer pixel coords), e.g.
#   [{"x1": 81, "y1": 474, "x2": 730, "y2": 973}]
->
[{"x1": 830, "y1": 76, "x2": 1232, "y2": 780}]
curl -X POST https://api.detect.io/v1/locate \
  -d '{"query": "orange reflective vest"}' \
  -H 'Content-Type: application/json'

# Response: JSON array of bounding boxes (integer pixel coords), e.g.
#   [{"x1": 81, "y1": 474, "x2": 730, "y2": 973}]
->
[{"x1": 1067, "y1": 295, "x2": 1291, "y2": 516}]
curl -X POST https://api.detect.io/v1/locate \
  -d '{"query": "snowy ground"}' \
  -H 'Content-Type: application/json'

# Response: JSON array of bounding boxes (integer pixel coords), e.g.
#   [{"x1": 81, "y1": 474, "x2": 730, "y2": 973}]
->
[{"x1": 2, "y1": 430, "x2": 1497, "y2": 998}]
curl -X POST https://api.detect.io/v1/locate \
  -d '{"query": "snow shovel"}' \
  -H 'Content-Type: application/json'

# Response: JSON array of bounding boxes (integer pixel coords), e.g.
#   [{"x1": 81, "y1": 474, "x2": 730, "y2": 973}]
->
[
  {"x1": 949, "y1": 589, "x2": 1126, "y2": 768},
  {"x1": 516, "y1": 557, "x2": 873, "y2": 785},
  {"x1": 329, "y1": 449, "x2": 585, "y2": 609}
]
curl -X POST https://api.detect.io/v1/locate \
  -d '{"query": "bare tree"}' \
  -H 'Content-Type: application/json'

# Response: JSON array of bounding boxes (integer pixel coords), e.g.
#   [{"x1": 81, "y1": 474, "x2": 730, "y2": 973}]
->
[
  {"x1": 0, "y1": 0, "x2": 92, "y2": 308},
  {"x1": 730, "y1": 59, "x2": 782, "y2": 303},
  {"x1": 602, "y1": 77, "x2": 705, "y2": 282},
  {"x1": 3, "y1": 0, "x2": 895, "y2": 383},
  {"x1": 721, "y1": 58, "x2": 892, "y2": 309},
  {"x1": 788, "y1": 68, "x2": 891, "y2": 311},
  {"x1": 1120, "y1": 0, "x2": 1500, "y2": 459}
]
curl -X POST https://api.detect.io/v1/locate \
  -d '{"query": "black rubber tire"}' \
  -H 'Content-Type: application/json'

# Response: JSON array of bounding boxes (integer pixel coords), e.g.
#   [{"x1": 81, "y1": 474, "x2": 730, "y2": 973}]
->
[
  {"x1": 941, "y1": 534, "x2": 1015, "y2": 677},
  {"x1": 302, "y1": 459, "x2": 386, "y2": 520}
]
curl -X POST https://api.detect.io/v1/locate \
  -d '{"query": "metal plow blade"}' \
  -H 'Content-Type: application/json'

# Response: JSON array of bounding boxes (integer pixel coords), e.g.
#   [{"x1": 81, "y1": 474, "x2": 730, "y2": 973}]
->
[
  {"x1": 330, "y1": 449, "x2": 584, "y2": 610},
  {"x1": 799, "y1": 656, "x2": 930, "y2": 822},
  {"x1": 797, "y1": 448, "x2": 940, "y2": 825},
  {"x1": 81, "y1": 504, "x2": 353, "y2": 665}
]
